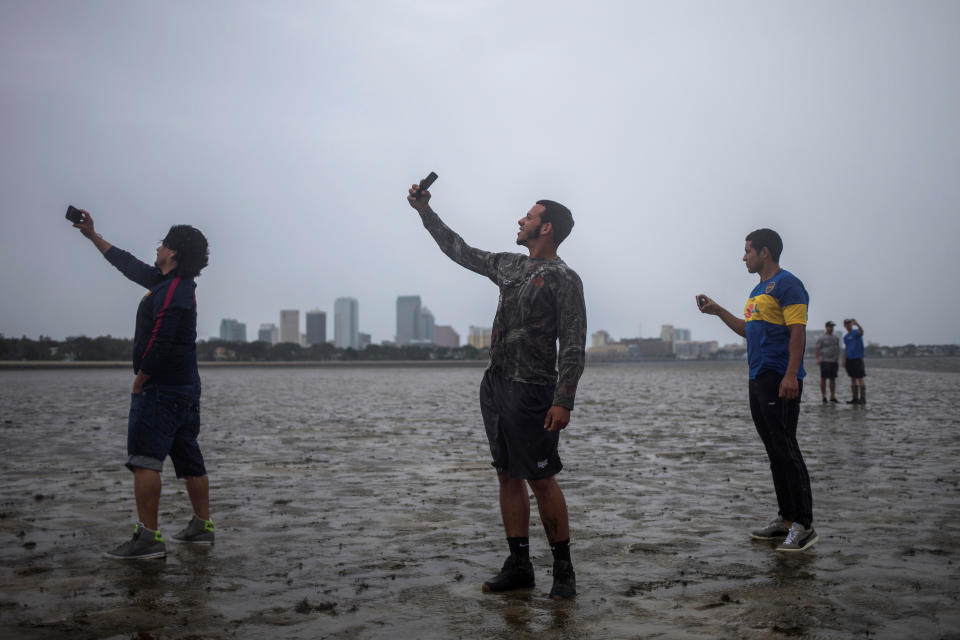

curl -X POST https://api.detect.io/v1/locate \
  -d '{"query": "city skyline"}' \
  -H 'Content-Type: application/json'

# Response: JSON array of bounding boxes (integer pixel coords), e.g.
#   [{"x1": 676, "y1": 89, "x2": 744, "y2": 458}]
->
[{"x1": 4, "y1": 4, "x2": 959, "y2": 348}]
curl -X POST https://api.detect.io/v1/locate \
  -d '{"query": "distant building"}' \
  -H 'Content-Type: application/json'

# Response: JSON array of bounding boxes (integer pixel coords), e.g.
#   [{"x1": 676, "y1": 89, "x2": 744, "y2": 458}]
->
[
  {"x1": 674, "y1": 328, "x2": 691, "y2": 342},
  {"x1": 433, "y1": 325, "x2": 460, "y2": 348},
  {"x1": 591, "y1": 330, "x2": 612, "y2": 348},
  {"x1": 306, "y1": 310, "x2": 327, "y2": 346},
  {"x1": 660, "y1": 324, "x2": 675, "y2": 343},
  {"x1": 629, "y1": 338, "x2": 672, "y2": 358},
  {"x1": 420, "y1": 306, "x2": 435, "y2": 343},
  {"x1": 358, "y1": 332, "x2": 371, "y2": 350},
  {"x1": 396, "y1": 295, "x2": 421, "y2": 345},
  {"x1": 258, "y1": 323, "x2": 278, "y2": 344},
  {"x1": 279, "y1": 310, "x2": 299, "y2": 344},
  {"x1": 219, "y1": 318, "x2": 246, "y2": 342},
  {"x1": 334, "y1": 297, "x2": 359, "y2": 349},
  {"x1": 674, "y1": 340, "x2": 718, "y2": 359},
  {"x1": 468, "y1": 326, "x2": 492, "y2": 349}
]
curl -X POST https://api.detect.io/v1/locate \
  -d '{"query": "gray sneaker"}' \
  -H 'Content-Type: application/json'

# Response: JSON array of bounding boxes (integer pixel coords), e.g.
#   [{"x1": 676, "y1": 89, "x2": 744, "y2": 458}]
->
[
  {"x1": 776, "y1": 522, "x2": 818, "y2": 552},
  {"x1": 750, "y1": 517, "x2": 790, "y2": 540},
  {"x1": 172, "y1": 515, "x2": 215, "y2": 544},
  {"x1": 105, "y1": 523, "x2": 166, "y2": 559}
]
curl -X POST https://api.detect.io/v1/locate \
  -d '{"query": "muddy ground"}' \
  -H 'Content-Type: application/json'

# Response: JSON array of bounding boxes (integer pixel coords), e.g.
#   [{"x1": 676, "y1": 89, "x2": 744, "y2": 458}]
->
[{"x1": 1, "y1": 360, "x2": 958, "y2": 639}]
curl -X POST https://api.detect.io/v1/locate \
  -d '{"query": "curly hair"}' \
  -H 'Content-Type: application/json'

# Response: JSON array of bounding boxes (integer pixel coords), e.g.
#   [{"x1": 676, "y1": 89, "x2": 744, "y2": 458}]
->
[{"x1": 163, "y1": 225, "x2": 209, "y2": 278}]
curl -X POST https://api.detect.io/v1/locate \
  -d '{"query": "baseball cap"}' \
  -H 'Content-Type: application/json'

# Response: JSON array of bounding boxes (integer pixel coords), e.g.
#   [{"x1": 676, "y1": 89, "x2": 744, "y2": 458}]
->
[{"x1": 825, "y1": 321, "x2": 835, "y2": 327}]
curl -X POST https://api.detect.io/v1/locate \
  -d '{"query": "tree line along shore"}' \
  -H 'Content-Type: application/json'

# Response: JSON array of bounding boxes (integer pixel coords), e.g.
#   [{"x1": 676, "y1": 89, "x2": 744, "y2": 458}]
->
[{"x1": 1, "y1": 334, "x2": 957, "y2": 368}]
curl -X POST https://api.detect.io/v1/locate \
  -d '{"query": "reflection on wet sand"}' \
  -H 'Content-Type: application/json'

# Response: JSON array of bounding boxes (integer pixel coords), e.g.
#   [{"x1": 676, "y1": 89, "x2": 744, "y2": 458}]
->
[{"x1": 1, "y1": 361, "x2": 958, "y2": 638}]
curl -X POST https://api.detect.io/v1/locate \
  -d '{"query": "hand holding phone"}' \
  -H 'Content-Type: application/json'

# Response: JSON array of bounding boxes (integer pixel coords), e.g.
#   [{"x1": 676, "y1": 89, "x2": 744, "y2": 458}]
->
[
  {"x1": 414, "y1": 171, "x2": 438, "y2": 199},
  {"x1": 65, "y1": 205, "x2": 84, "y2": 224}
]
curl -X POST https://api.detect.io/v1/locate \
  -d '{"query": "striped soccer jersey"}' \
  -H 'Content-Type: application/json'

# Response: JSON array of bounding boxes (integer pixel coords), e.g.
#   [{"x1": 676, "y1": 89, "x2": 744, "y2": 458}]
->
[{"x1": 744, "y1": 269, "x2": 809, "y2": 379}]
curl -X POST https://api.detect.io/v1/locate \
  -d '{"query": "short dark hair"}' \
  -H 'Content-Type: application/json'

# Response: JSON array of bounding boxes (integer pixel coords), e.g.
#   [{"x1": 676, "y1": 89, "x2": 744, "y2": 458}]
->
[
  {"x1": 536, "y1": 199, "x2": 574, "y2": 246},
  {"x1": 745, "y1": 228, "x2": 783, "y2": 263},
  {"x1": 163, "y1": 225, "x2": 209, "y2": 278}
]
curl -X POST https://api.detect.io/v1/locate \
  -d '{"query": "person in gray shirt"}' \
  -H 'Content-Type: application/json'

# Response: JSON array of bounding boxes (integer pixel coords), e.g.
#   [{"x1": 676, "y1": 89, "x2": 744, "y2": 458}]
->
[
  {"x1": 815, "y1": 321, "x2": 841, "y2": 403},
  {"x1": 407, "y1": 181, "x2": 586, "y2": 599}
]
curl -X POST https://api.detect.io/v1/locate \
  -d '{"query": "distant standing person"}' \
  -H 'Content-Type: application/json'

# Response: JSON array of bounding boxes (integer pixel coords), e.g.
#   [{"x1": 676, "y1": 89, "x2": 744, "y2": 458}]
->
[
  {"x1": 696, "y1": 228, "x2": 817, "y2": 552},
  {"x1": 73, "y1": 209, "x2": 216, "y2": 558},
  {"x1": 843, "y1": 318, "x2": 867, "y2": 404},
  {"x1": 816, "y1": 321, "x2": 841, "y2": 403},
  {"x1": 406, "y1": 182, "x2": 586, "y2": 598}
]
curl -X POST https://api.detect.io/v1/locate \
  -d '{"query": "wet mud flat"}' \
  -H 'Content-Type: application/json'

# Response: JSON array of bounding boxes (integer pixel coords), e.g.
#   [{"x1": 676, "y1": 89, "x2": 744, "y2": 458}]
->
[{"x1": 1, "y1": 360, "x2": 958, "y2": 639}]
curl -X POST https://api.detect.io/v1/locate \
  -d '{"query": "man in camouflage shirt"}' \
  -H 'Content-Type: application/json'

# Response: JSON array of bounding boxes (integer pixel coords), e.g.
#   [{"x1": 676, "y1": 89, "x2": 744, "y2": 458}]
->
[{"x1": 407, "y1": 182, "x2": 586, "y2": 599}]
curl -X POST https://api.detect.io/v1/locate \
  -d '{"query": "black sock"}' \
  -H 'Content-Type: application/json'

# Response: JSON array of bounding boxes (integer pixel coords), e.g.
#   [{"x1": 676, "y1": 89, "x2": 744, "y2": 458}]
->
[
  {"x1": 550, "y1": 539, "x2": 571, "y2": 563},
  {"x1": 507, "y1": 536, "x2": 530, "y2": 560}
]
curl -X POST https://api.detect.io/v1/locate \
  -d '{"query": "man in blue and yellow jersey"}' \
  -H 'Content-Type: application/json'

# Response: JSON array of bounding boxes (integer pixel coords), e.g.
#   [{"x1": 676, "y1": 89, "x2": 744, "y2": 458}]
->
[{"x1": 696, "y1": 228, "x2": 817, "y2": 552}]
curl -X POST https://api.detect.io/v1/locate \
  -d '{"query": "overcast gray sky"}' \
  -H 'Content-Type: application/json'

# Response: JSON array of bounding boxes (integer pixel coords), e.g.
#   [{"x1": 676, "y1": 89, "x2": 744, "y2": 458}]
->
[{"x1": 2, "y1": 1, "x2": 958, "y2": 347}]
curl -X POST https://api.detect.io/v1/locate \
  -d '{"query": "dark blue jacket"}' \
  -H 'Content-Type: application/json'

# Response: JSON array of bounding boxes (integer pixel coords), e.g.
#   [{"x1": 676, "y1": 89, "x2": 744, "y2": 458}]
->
[{"x1": 105, "y1": 246, "x2": 200, "y2": 389}]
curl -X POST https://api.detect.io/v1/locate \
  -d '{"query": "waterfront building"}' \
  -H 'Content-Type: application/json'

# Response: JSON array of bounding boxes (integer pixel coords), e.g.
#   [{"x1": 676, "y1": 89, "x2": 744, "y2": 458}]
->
[
  {"x1": 306, "y1": 310, "x2": 327, "y2": 346},
  {"x1": 219, "y1": 318, "x2": 246, "y2": 342},
  {"x1": 420, "y1": 306, "x2": 435, "y2": 343},
  {"x1": 591, "y1": 330, "x2": 612, "y2": 348},
  {"x1": 258, "y1": 323, "x2": 278, "y2": 344},
  {"x1": 468, "y1": 326, "x2": 492, "y2": 349},
  {"x1": 433, "y1": 325, "x2": 459, "y2": 348},
  {"x1": 334, "y1": 297, "x2": 359, "y2": 349},
  {"x1": 396, "y1": 295, "x2": 421, "y2": 345},
  {"x1": 279, "y1": 310, "x2": 300, "y2": 344}
]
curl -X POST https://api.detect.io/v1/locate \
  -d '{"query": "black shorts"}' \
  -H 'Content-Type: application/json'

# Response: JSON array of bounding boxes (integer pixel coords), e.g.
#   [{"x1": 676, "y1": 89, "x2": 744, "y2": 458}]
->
[
  {"x1": 819, "y1": 361, "x2": 839, "y2": 379},
  {"x1": 479, "y1": 369, "x2": 561, "y2": 480},
  {"x1": 845, "y1": 358, "x2": 866, "y2": 379}
]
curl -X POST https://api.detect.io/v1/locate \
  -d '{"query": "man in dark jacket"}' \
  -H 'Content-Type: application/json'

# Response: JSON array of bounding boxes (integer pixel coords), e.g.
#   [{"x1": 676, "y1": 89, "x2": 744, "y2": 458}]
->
[
  {"x1": 407, "y1": 183, "x2": 586, "y2": 599},
  {"x1": 74, "y1": 210, "x2": 215, "y2": 559}
]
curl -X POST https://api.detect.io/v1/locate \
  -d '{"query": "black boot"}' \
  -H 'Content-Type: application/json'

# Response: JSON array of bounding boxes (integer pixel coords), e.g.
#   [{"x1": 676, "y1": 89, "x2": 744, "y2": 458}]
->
[
  {"x1": 482, "y1": 554, "x2": 535, "y2": 593},
  {"x1": 549, "y1": 560, "x2": 577, "y2": 599}
]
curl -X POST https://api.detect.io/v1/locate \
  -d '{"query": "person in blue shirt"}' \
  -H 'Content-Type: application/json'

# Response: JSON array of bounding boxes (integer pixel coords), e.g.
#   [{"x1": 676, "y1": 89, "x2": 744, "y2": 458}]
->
[
  {"x1": 74, "y1": 209, "x2": 215, "y2": 559},
  {"x1": 696, "y1": 228, "x2": 817, "y2": 552},
  {"x1": 842, "y1": 318, "x2": 867, "y2": 404}
]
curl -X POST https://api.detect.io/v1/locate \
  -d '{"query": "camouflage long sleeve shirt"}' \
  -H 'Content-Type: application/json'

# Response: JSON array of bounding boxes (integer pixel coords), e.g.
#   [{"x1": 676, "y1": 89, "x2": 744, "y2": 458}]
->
[{"x1": 420, "y1": 207, "x2": 587, "y2": 409}]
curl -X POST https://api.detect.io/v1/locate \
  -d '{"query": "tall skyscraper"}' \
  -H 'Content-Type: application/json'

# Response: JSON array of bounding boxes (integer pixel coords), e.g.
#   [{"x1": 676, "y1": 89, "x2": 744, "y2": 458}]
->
[
  {"x1": 280, "y1": 310, "x2": 300, "y2": 344},
  {"x1": 396, "y1": 295, "x2": 421, "y2": 345},
  {"x1": 419, "y1": 306, "x2": 435, "y2": 343},
  {"x1": 258, "y1": 323, "x2": 278, "y2": 344},
  {"x1": 433, "y1": 325, "x2": 459, "y2": 348},
  {"x1": 305, "y1": 310, "x2": 327, "y2": 346},
  {"x1": 334, "y1": 297, "x2": 359, "y2": 349},
  {"x1": 219, "y1": 318, "x2": 246, "y2": 342}
]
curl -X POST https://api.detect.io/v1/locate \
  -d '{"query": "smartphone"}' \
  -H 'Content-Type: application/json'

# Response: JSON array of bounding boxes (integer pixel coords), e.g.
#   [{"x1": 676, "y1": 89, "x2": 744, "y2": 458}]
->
[
  {"x1": 415, "y1": 171, "x2": 438, "y2": 197},
  {"x1": 65, "y1": 205, "x2": 83, "y2": 224},
  {"x1": 697, "y1": 295, "x2": 708, "y2": 309}
]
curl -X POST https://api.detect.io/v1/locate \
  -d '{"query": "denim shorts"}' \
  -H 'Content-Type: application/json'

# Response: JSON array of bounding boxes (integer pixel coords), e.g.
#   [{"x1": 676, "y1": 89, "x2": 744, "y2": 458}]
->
[{"x1": 126, "y1": 384, "x2": 206, "y2": 478}]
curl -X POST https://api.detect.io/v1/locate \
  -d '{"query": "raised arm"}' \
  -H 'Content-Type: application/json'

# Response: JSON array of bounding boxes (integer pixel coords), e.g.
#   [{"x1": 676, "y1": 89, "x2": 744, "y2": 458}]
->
[
  {"x1": 74, "y1": 209, "x2": 162, "y2": 289},
  {"x1": 407, "y1": 185, "x2": 503, "y2": 281},
  {"x1": 73, "y1": 209, "x2": 113, "y2": 254}
]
